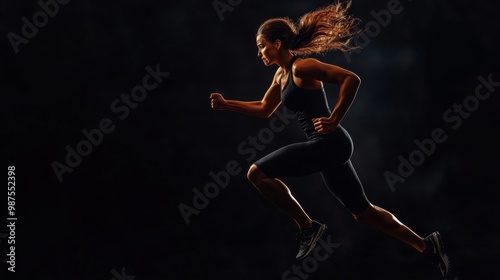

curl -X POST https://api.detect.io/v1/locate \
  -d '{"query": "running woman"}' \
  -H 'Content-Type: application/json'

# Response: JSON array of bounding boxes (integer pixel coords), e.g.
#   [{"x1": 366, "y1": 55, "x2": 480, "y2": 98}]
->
[{"x1": 209, "y1": 1, "x2": 452, "y2": 278}]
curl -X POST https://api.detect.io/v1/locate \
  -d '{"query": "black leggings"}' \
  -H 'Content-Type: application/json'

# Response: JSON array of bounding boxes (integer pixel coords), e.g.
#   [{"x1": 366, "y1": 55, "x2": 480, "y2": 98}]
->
[{"x1": 254, "y1": 125, "x2": 370, "y2": 215}]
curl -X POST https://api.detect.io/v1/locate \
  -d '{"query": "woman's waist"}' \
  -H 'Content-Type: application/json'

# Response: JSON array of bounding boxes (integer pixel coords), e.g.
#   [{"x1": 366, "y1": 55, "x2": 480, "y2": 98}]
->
[{"x1": 303, "y1": 124, "x2": 351, "y2": 141}]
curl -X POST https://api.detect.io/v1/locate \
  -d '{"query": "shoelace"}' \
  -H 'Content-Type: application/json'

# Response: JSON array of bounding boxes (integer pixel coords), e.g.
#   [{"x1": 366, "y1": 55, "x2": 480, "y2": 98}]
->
[
  {"x1": 295, "y1": 231, "x2": 305, "y2": 241},
  {"x1": 295, "y1": 229, "x2": 314, "y2": 243}
]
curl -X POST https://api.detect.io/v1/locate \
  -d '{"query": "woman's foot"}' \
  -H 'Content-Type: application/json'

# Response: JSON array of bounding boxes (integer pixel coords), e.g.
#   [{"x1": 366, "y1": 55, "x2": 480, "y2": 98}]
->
[
  {"x1": 295, "y1": 220, "x2": 327, "y2": 260},
  {"x1": 423, "y1": 231, "x2": 453, "y2": 279}
]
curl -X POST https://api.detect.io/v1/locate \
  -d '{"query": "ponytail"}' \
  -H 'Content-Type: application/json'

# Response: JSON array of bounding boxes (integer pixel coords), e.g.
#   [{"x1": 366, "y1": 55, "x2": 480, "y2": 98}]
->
[{"x1": 257, "y1": 1, "x2": 360, "y2": 56}]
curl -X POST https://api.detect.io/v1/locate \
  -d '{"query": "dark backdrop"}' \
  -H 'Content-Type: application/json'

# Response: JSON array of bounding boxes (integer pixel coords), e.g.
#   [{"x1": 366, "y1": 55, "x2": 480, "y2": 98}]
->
[{"x1": 1, "y1": 0, "x2": 499, "y2": 279}]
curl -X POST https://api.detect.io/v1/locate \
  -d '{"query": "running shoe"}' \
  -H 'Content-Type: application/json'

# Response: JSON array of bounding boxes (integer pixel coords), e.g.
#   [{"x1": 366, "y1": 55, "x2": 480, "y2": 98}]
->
[
  {"x1": 424, "y1": 231, "x2": 453, "y2": 279},
  {"x1": 295, "y1": 220, "x2": 327, "y2": 260}
]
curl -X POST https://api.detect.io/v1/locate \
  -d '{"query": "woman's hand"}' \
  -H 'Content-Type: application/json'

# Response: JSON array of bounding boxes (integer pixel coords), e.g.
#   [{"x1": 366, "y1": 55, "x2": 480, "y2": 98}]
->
[
  {"x1": 210, "y1": 93, "x2": 226, "y2": 110},
  {"x1": 312, "y1": 116, "x2": 338, "y2": 134}
]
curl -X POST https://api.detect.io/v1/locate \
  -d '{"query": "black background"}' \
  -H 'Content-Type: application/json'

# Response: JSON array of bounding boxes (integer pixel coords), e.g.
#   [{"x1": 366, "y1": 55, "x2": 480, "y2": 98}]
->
[{"x1": 1, "y1": 0, "x2": 499, "y2": 279}]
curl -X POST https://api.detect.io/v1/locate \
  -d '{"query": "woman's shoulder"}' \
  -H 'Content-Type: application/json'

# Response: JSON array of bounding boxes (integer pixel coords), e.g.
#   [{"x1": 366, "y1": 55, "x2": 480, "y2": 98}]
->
[
  {"x1": 292, "y1": 57, "x2": 325, "y2": 77},
  {"x1": 271, "y1": 67, "x2": 285, "y2": 86},
  {"x1": 293, "y1": 57, "x2": 324, "y2": 68}
]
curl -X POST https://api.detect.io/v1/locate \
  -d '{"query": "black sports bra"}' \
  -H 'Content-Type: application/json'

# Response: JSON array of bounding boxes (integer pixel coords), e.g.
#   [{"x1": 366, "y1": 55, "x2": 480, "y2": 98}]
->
[{"x1": 280, "y1": 57, "x2": 332, "y2": 140}]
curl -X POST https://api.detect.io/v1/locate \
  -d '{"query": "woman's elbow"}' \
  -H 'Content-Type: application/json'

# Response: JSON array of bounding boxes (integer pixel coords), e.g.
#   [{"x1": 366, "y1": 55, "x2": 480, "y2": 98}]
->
[
  {"x1": 258, "y1": 103, "x2": 277, "y2": 118},
  {"x1": 347, "y1": 73, "x2": 361, "y2": 87},
  {"x1": 259, "y1": 109, "x2": 274, "y2": 118}
]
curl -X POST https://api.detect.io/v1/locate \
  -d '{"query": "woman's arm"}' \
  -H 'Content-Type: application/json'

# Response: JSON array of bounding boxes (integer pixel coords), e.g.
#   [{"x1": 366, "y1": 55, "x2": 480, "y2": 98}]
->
[
  {"x1": 294, "y1": 58, "x2": 361, "y2": 133},
  {"x1": 210, "y1": 69, "x2": 283, "y2": 118}
]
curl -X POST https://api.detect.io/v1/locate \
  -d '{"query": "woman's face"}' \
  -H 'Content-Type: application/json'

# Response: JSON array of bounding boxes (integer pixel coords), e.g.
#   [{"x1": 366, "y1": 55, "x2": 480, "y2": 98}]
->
[{"x1": 256, "y1": 35, "x2": 279, "y2": 66}]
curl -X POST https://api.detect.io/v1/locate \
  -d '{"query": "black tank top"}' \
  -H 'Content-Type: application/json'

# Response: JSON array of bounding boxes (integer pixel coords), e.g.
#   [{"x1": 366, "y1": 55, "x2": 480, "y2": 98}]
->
[{"x1": 281, "y1": 57, "x2": 332, "y2": 141}]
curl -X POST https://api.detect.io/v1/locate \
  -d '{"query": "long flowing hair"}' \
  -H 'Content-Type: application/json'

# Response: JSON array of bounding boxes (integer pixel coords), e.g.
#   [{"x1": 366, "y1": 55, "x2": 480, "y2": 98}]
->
[{"x1": 256, "y1": 1, "x2": 360, "y2": 55}]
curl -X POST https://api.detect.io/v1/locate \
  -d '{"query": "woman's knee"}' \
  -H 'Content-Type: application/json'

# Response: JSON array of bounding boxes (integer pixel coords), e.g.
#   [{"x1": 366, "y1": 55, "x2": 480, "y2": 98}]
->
[
  {"x1": 247, "y1": 164, "x2": 266, "y2": 183},
  {"x1": 352, "y1": 203, "x2": 375, "y2": 223}
]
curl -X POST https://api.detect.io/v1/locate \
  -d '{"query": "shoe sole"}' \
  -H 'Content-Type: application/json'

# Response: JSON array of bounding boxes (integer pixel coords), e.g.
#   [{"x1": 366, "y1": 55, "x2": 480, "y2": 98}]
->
[
  {"x1": 430, "y1": 232, "x2": 451, "y2": 278},
  {"x1": 296, "y1": 223, "x2": 327, "y2": 260}
]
